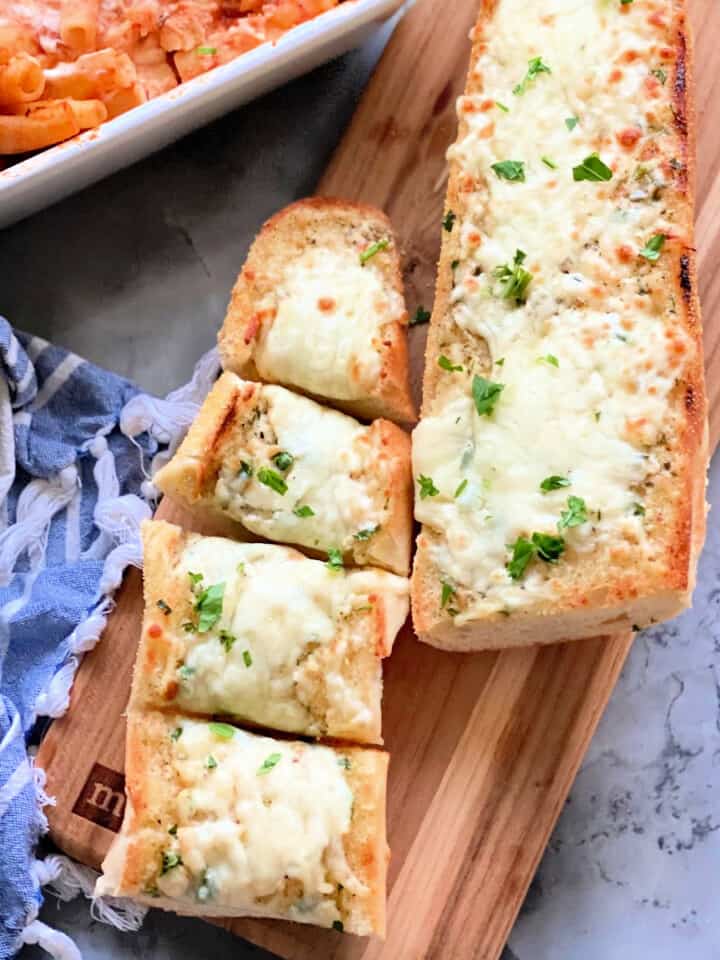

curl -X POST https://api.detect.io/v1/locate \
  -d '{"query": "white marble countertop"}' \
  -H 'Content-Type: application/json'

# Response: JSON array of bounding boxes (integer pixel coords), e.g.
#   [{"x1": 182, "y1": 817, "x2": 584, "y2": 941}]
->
[{"x1": 4, "y1": 19, "x2": 718, "y2": 960}]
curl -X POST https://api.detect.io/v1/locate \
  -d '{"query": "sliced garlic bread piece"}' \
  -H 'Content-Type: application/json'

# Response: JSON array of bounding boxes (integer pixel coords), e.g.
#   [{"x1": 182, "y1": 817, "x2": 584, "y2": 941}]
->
[
  {"x1": 131, "y1": 520, "x2": 409, "y2": 744},
  {"x1": 218, "y1": 198, "x2": 415, "y2": 424},
  {"x1": 154, "y1": 372, "x2": 412, "y2": 576},
  {"x1": 96, "y1": 711, "x2": 388, "y2": 937}
]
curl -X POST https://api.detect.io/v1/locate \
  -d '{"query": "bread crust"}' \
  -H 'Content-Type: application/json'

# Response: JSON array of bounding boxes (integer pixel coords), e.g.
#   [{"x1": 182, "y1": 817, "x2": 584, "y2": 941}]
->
[
  {"x1": 155, "y1": 372, "x2": 413, "y2": 576},
  {"x1": 131, "y1": 519, "x2": 409, "y2": 744},
  {"x1": 218, "y1": 197, "x2": 416, "y2": 425},
  {"x1": 96, "y1": 711, "x2": 388, "y2": 937},
  {"x1": 411, "y1": 0, "x2": 708, "y2": 650}
]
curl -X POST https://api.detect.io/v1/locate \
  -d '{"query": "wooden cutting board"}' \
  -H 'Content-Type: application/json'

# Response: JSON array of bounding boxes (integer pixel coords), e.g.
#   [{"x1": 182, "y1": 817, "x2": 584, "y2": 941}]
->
[{"x1": 36, "y1": 1, "x2": 720, "y2": 958}]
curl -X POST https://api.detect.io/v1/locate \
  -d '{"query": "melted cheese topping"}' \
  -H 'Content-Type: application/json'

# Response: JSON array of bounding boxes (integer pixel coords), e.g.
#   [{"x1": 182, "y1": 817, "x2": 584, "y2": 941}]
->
[
  {"x1": 254, "y1": 246, "x2": 404, "y2": 401},
  {"x1": 216, "y1": 385, "x2": 383, "y2": 553},
  {"x1": 414, "y1": 0, "x2": 691, "y2": 614},
  {"x1": 170, "y1": 538, "x2": 409, "y2": 739},
  {"x1": 155, "y1": 719, "x2": 360, "y2": 928}
]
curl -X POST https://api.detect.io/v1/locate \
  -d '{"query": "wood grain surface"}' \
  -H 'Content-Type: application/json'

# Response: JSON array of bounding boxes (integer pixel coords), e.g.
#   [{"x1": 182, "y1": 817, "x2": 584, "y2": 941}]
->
[{"x1": 37, "y1": 0, "x2": 720, "y2": 958}]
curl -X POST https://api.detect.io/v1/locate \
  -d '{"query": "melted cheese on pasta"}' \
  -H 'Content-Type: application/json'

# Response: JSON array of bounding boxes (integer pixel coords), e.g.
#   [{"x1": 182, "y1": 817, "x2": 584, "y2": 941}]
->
[
  {"x1": 155, "y1": 720, "x2": 360, "y2": 928},
  {"x1": 171, "y1": 538, "x2": 409, "y2": 738},
  {"x1": 216, "y1": 385, "x2": 383, "y2": 552},
  {"x1": 414, "y1": 0, "x2": 691, "y2": 615},
  {"x1": 254, "y1": 246, "x2": 405, "y2": 401}
]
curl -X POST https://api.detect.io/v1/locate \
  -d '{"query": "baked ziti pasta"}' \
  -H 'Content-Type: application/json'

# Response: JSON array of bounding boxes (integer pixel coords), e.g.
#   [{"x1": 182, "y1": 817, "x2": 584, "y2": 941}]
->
[{"x1": 1, "y1": 0, "x2": 341, "y2": 155}]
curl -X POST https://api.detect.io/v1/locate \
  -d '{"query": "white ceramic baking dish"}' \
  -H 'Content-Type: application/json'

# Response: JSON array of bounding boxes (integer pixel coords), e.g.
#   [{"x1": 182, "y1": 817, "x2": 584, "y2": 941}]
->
[{"x1": 0, "y1": 0, "x2": 405, "y2": 229}]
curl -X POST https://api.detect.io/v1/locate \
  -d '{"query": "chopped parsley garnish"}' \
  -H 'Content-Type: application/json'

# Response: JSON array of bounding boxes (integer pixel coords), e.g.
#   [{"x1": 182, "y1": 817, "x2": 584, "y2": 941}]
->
[
  {"x1": 219, "y1": 629, "x2": 235, "y2": 652},
  {"x1": 188, "y1": 571, "x2": 203, "y2": 587},
  {"x1": 491, "y1": 160, "x2": 525, "y2": 182},
  {"x1": 182, "y1": 621, "x2": 197, "y2": 633},
  {"x1": 506, "y1": 537, "x2": 536, "y2": 580},
  {"x1": 454, "y1": 478, "x2": 468, "y2": 498},
  {"x1": 442, "y1": 210, "x2": 456, "y2": 231},
  {"x1": 411, "y1": 305, "x2": 431, "y2": 326},
  {"x1": 238, "y1": 461, "x2": 253, "y2": 480},
  {"x1": 257, "y1": 752, "x2": 282, "y2": 776},
  {"x1": 170, "y1": 726, "x2": 183, "y2": 741},
  {"x1": 572, "y1": 153, "x2": 613, "y2": 182},
  {"x1": 438, "y1": 355, "x2": 463, "y2": 372},
  {"x1": 507, "y1": 532, "x2": 567, "y2": 579},
  {"x1": 558, "y1": 495, "x2": 588, "y2": 529},
  {"x1": 540, "y1": 353, "x2": 559, "y2": 367},
  {"x1": 257, "y1": 467, "x2": 287, "y2": 495},
  {"x1": 337, "y1": 756, "x2": 351, "y2": 770},
  {"x1": 359, "y1": 237, "x2": 390, "y2": 265},
  {"x1": 540, "y1": 475, "x2": 570, "y2": 493},
  {"x1": 513, "y1": 56, "x2": 551, "y2": 95},
  {"x1": 451, "y1": 259, "x2": 459, "y2": 270},
  {"x1": 353, "y1": 525, "x2": 380, "y2": 541},
  {"x1": 541, "y1": 156, "x2": 557, "y2": 169},
  {"x1": 156, "y1": 599, "x2": 172, "y2": 615},
  {"x1": 293, "y1": 504, "x2": 315, "y2": 517},
  {"x1": 168, "y1": 824, "x2": 177, "y2": 835},
  {"x1": 178, "y1": 665, "x2": 195, "y2": 681},
  {"x1": 495, "y1": 100, "x2": 509, "y2": 112},
  {"x1": 161, "y1": 852, "x2": 183, "y2": 875},
  {"x1": 565, "y1": 116, "x2": 579, "y2": 131},
  {"x1": 333, "y1": 921, "x2": 344, "y2": 932},
  {"x1": 196, "y1": 45, "x2": 217, "y2": 55},
  {"x1": 472, "y1": 374, "x2": 504, "y2": 417},
  {"x1": 237, "y1": 562, "x2": 245, "y2": 575},
  {"x1": 242, "y1": 649, "x2": 253, "y2": 668},
  {"x1": 633, "y1": 502, "x2": 646, "y2": 516},
  {"x1": 208, "y1": 722, "x2": 236, "y2": 740},
  {"x1": 272, "y1": 451, "x2": 294, "y2": 472},
  {"x1": 205, "y1": 755, "x2": 217, "y2": 770},
  {"x1": 639, "y1": 233, "x2": 665, "y2": 261},
  {"x1": 326, "y1": 548, "x2": 344, "y2": 571},
  {"x1": 651, "y1": 67, "x2": 667, "y2": 84},
  {"x1": 495, "y1": 357, "x2": 505, "y2": 366},
  {"x1": 532, "y1": 532, "x2": 566, "y2": 562},
  {"x1": 195, "y1": 581, "x2": 225, "y2": 633},
  {"x1": 417, "y1": 474, "x2": 439, "y2": 499},
  {"x1": 440, "y1": 581, "x2": 456, "y2": 609},
  {"x1": 620, "y1": 0, "x2": 633, "y2": 4},
  {"x1": 492, "y1": 249, "x2": 532, "y2": 302}
]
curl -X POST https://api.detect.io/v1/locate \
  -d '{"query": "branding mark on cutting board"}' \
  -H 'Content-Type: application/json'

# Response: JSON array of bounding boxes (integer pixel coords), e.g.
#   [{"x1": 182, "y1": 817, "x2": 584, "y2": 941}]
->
[{"x1": 72, "y1": 763, "x2": 125, "y2": 832}]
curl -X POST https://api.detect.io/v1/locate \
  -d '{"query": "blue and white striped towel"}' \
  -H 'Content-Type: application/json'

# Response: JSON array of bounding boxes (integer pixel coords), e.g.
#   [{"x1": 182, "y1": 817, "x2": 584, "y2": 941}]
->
[{"x1": 0, "y1": 318, "x2": 218, "y2": 959}]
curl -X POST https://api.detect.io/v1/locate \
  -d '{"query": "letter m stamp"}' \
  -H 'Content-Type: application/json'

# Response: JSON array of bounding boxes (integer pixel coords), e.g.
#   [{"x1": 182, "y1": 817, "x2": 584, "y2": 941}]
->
[{"x1": 72, "y1": 763, "x2": 126, "y2": 832}]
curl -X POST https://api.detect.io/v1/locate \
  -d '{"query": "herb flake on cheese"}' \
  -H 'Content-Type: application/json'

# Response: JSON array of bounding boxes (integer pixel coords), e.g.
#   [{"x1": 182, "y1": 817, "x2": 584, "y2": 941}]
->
[
  {"x1": 558, "y1": 495, "x2": 588, "y2": 529},
  {"x1": 639, "y1": 234, "x2": 665, "y2": 261},
  {"x1": 512, "y1": 56, "x2": 551, "y2": 96},
  {"x1": 257, "y1": 467, "x2": 288, "y2": 495},
  {"x1": 194, "y1": 582, "x2": 225, "y2": 633},
  {"x1": 359, "y1": 238, "x2": 390, "y2": 265},
  {"x1": 257, "y1": 752, "x2": 282, "y2": 776},
  {"x1": 572, "y1": 153, "x2": 613, "y2": 182},
  {"x1": 417, "y1": 475, "x2": 439, "y2": 499},
  {"x1": 491, "y1": 160, "x2": 526, "y2": 182},
  {"x1": 472, "y1": 375, "x2": 504, "y2": 417}
]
